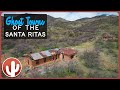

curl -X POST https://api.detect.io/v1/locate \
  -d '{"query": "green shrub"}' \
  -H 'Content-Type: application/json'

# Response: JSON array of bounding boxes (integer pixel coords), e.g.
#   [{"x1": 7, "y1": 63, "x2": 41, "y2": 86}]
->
[
  {"x1": 11, "y1": 44, "x2": 33, "y2": 57},
  {"x1": 42, "y1": 61, "x2": 81, "y2": 78},
  {"x1": 80, "y1": 50, "x2": 100, "y2": 68},
  {"x1": 88, "y1": 69, "x2": 118, "y2": 78},
  {"x1": 2, "y1": 39, "x2": 15, "y2": 51},
  {"x1": 95, "y1": 37, "x2": 118, "y2": 49}
]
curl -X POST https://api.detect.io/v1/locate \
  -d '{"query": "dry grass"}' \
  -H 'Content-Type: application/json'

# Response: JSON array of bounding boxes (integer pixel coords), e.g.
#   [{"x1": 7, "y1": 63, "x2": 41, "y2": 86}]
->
[{"x1": 99, "y1": 52, "x2": 118, "y2": 72}]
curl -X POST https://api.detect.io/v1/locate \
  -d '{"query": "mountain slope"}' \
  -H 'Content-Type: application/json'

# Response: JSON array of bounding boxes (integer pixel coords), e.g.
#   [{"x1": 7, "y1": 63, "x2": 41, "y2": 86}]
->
[
  {"x1": 1, "y1": 14, "x2": 118, "y2": 78},
  {"x1": 2, "y1": 15, "x2": 118, "y2": 57}
]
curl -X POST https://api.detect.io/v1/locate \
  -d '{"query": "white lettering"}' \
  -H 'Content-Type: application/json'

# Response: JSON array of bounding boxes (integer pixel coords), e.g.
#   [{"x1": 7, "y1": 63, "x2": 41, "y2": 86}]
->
[{"x1": 5, "y1": 32, "x2": 26, "y2": 37}]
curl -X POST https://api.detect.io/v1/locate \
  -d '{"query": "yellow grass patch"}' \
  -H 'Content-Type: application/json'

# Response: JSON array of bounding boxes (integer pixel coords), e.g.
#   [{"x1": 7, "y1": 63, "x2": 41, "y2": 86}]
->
[{"x1": 99, "y1": 52, "x2": 118, "y2": 71}]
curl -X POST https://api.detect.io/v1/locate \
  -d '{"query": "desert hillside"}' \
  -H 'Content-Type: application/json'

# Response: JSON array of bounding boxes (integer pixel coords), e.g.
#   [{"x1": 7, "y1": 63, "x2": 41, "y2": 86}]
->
[{"x1": 1, "y1": 14, "x2": 118, "y2": 78}]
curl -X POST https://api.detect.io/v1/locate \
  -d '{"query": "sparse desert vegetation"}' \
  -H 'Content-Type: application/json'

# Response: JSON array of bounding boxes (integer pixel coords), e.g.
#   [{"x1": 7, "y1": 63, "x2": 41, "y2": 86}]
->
[{"x1": 1, "y1": 14, "x2": 118, "y2": 78}]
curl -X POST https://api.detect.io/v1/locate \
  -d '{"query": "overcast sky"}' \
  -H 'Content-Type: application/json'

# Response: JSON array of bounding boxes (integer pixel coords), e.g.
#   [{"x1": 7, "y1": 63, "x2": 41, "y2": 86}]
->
[{"x1": 1, "y1": 12, "x2": 118, "y2": 21}]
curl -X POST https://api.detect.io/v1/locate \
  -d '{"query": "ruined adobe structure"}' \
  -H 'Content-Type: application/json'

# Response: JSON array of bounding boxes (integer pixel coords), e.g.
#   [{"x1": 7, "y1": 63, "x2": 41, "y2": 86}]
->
[{"x1": 24, "y1": 48, "x2": 77, "y2": 68}]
